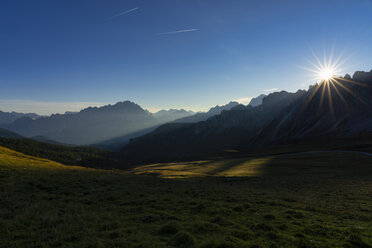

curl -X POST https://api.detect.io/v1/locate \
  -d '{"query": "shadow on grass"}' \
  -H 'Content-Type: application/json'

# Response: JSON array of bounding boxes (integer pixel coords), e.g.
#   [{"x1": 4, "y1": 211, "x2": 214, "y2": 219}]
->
[{"x1": 132, "y1": 150, "x2": 372, "y2": 181}]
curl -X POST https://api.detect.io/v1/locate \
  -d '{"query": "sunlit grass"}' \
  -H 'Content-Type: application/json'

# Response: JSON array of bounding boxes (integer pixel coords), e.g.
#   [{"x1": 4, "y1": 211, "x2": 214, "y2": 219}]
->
[
  {"x1": 133, "y1": 158, "x2": 272, "y2": 178},
  {"x1": 0, "y1": 146, "x2": 88, "y2": 171}
]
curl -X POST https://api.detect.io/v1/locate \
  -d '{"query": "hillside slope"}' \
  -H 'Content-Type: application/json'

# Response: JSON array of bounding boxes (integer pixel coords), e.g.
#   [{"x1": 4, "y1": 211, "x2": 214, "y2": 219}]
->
[
  {"x1": 0, "y1": 128, "x2": 23, "y2": 139},
  {"x1": 0, "y1": 137, "x2": 120, "y2": 168},
  {"x1": 0, "y1": 146, "x2": 70, "y2": 168}
]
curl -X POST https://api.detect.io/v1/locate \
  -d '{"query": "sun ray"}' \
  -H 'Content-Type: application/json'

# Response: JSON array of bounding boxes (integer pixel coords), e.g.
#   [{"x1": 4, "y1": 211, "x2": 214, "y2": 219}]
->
[
  {"x1": 302, "y1": 51, "x2": 367, "y2": 115},
  {"x1": 318, "y1": 81, "x2": 327, "y2": 112},
  {"x1": 328, "y1": 45, "x2": 335, "y2": 69},
  {"x1": 329, "y1": 78, "x2": 349, "y2": 109},
  {"x1": 326, "y1": 80, "x2": 335, "y2": 116},
  {"x1": 311, "y1": 50, "x2": 325, "y2": 71},
  {"x1": 332, "y1": 80, "x2": 357, "y2": 97},
  {"x1": 334, "y1": 76, "x2": 367, "y2": 86},
  {"x1": 333, "y1": 80, "x2": 369, "y2": 106},
  {"x1": 302, "y1": 83, "x2": 323, "y2": 110}
]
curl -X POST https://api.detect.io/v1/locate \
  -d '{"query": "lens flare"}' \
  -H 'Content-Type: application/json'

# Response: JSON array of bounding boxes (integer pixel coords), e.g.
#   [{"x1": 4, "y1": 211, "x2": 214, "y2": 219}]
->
[
  {"x1": 302, "y1": 51, "x2": 365, "y2": 116},
  {"x1": 304, "y1": 51, "x2": 343, "y2": 84}
]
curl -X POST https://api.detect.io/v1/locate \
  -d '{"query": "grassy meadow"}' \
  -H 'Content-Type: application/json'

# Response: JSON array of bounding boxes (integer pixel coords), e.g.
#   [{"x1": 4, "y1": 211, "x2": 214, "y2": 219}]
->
[{"x1": 1, "y1": 146, "x2": 372, "y2": 247}]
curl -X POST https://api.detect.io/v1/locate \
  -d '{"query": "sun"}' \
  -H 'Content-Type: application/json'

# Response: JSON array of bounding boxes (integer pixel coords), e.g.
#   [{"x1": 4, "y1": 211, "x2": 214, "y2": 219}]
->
[
  {"x1": 301, "y1": 51, "x2": 365, "y2": 115},
  {"x1": 303, "y1": 50, "x2": 344, "y2": 84},
  {"x1": 318, "y1": 67, "x2": 336, "y2": 81}
]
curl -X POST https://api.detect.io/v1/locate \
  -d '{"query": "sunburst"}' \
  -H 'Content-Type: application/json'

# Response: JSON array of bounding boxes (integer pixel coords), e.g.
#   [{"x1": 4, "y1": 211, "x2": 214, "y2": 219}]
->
[{"x1": 302, "y1": 51, "x2": 365, "y2": 115}]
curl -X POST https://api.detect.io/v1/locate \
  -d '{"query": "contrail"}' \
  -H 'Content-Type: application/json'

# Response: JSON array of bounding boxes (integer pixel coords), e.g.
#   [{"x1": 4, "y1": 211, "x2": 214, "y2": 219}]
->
[
  {"x1": 155, "y1": 29, "x2": 198, "y2": 36},
  {"x1": 109, "y1": 7, "x2": 139, "y2": 19}
]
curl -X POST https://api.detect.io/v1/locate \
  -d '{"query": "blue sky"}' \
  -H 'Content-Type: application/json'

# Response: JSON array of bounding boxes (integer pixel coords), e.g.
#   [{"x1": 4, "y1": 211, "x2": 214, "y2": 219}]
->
[{"x1": 1, "y1": 0, "x2": 372, "y2": 114}]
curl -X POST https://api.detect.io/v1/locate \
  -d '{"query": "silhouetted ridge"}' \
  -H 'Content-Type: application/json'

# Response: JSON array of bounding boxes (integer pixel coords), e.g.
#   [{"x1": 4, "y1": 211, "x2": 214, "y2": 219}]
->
[
  {"x1": 153, "y1": 109, "x2": 194, "y2": 123},
  {"x1": 123, "y1": 90, "x2": 305, "y2": 162},
  {"x1": 0, "y1": 110, "x2": 42, "y2": 125},
  {"x1": 80, "y1": 101, "x2": 149, "y2": 115},
  {"x1": 1, "y1": 101, "x2": 199, "y2": 146},
  {"x1": 0, "y1": 128, "x2": 23, "y2": 139},
  {"x1": 174, "y1": 101, "x2": 240, "y2": 123},
  {"x1": 122, "y1": 69, "x2": 372, "y2": 163},
  {"x1": 248, "y1": 94, "x2": 266, "y2": 107}
]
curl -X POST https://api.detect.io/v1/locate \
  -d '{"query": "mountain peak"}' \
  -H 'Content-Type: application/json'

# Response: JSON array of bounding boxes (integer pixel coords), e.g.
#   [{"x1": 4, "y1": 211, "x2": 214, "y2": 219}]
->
[
  {"x1": 249, "y1": 94, "x2": 266, "y2": 107},
  {"x1": 80, "y1": 101, "x2": 148, "y2": 115},
  {"x1": 207, "y1": 101, "x2": 239, "y2": 115},
  {"x1": 352, "y1": 70, "x2": 372, "y2": 82}
]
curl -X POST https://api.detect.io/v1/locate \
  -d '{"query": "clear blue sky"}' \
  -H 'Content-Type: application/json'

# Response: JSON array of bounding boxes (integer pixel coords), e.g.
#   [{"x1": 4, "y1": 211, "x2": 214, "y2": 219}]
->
[{"x1": 1, "y1": 0, "x2": 372, "y2": 114}]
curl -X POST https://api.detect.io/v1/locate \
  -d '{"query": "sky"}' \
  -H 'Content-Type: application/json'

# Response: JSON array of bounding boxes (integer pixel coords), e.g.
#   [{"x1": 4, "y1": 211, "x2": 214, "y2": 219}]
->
[{"x1": 1, "y1": 0, "x2": 372, "y2": 115}]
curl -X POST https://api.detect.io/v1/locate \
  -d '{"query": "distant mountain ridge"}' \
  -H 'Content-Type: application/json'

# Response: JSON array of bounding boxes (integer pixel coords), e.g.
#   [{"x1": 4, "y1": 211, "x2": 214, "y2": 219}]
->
[
  {"x1": 1, "y1": 101, "x2": 157, "y2": 145},
  {"x1": 0, "y1": 128, "x2": 23, "y2": 139},
  {"x1": 122, "y1": 69, "x2": 372, "y2": 163},
  {"x1": 91, "y1": 102, "x2": 240, "y2": 150},
  {"x1": 174, "y1": 101, "x2": 240, "y2": 123},
  {"x1": 153, "y1": 109, "x2": 194, "y2": 123},
  {"x1": 123, "y1": 91, "x2": 305, "y2": 162},
  {"x1": 248, "y1": 94, "x2": 266, "y2": 107},
  {"x1": 0, "y1": 111, "x2": 42, "y2": 125},
  {"x1": 1, "y1": 100, "x2": 234, "y2": 146}
]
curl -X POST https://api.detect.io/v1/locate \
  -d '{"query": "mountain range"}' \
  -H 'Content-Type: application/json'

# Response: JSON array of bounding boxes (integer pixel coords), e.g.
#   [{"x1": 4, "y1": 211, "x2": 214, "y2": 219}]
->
[
  {"x1": 174, "y1": 101, "x2": 240, "y2": 123},
  {"x1": 2, "y1": 69, "x2": 371, "y2": 164},
  {"x1": 121, "y1": 70, "x2": 372, "y2": 163},
  {"x1": 0, "y1": 101, "x2": 239, "y2": 146},
  {"x1": 0, "y1": 111, "x2": 42, "y2": 125}
]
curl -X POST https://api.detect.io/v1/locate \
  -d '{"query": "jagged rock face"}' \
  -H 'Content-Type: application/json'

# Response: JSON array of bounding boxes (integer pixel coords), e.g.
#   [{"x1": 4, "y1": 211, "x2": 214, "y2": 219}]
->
[{"x1": 123, "y1": 70, "x2": 372, "y2": 163}]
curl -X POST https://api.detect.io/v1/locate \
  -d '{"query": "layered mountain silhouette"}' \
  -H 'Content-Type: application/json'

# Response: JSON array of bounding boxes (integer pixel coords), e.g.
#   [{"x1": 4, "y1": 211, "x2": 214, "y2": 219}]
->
[
  {"x1": 94, "y1": 102, "x2": 240, "y2": 150},
  {"x1": 154, "y1": 109, "x2": 194, "y2": 123},
  {"x1": 0, "y1": 111, "x2": 41, "y2": 125},
  {"x1": 92, "y1": 109, "x2": 194, "y2": 150},
  {"x1": 0, "y1": 128, "x2": 23, "y2": 139},
  {"x1": 122, "y1": 70, "x2": 372, "y2": 163},
  {"x1": 1, "y1": 100, "x2": 246, "y2": 146},
  {"x1": 0, "y1": 101, "x2": 226, "y2": 146},
  {"x1": 174, "y1": 101, "x2": 240, "y2": 123},
  {"x1": 1, "y1": 101, "x2": 160, "y2": 145}
]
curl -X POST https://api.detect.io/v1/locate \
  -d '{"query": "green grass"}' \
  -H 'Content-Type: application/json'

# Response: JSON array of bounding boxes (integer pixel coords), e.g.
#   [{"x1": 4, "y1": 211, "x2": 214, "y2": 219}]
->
[{"x1": 1, "y1": 146, "x2": 372, "y2": 247}]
